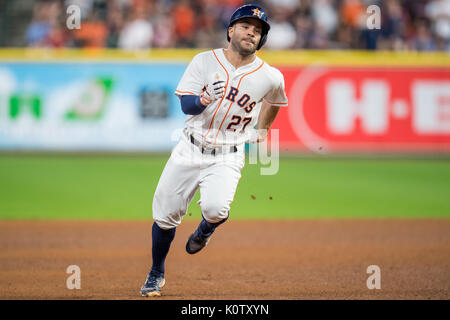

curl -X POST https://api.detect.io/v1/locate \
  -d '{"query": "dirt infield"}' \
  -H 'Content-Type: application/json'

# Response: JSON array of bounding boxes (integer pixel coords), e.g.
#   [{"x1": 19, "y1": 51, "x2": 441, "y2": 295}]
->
[{"x1": 0, "y1": 219, "x2": 449, "y2": 300}]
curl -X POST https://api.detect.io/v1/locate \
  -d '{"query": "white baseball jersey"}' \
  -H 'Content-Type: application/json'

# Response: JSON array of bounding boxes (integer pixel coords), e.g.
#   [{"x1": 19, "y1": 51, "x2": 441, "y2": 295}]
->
[
  {"x1": 175, "y1": 48, "x2": 288, "y2": 146},
  {"x1": 153, "y1": 49, "x2": 288, "y2": 230}
]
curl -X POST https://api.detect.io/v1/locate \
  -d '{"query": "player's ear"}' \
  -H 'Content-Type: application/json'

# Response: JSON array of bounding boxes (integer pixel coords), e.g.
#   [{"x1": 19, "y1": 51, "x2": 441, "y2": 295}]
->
[{"x1": 228, "y1": 26, "x2": 234, "y2": 40}]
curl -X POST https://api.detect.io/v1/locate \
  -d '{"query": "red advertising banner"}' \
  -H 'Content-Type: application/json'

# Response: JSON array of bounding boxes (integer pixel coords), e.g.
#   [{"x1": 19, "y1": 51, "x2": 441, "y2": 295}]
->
[{"x1": 274, "y1": 66, "x2": 450, "y2": 153}]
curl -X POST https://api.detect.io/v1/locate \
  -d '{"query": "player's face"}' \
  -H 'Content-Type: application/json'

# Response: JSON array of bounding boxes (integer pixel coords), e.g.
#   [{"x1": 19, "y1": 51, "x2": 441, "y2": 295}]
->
[{"x1": 229, "y1": 18, "x2": 263, "y2": 56}]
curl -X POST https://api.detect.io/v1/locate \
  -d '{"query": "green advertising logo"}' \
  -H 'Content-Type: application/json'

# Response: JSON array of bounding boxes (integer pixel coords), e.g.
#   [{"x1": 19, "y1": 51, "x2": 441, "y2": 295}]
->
[
  {"x1": 65, "y1": 77, "x2": 114, "y2": 120},
  {"x1": 9, "y1": 94, "x2": 42, "y2": 119}
]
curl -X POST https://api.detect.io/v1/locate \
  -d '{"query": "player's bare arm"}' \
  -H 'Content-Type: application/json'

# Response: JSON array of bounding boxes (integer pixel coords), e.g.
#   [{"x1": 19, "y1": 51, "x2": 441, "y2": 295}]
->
[{"x1": 256, "y1": 100, "x2": 281, "y2": 142}]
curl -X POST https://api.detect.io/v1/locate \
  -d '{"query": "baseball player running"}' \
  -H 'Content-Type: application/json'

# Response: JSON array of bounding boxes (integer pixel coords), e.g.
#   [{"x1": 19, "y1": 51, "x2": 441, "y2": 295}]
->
[{"x1": 141, "y1": 4, "x2": 288, "y2": 297}]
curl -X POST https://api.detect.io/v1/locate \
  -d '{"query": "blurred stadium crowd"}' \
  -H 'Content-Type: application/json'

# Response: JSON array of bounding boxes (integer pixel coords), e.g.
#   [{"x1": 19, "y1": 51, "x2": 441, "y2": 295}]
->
[{"x1": 1, "y1": 0, "x2": 449, "y2": 51}]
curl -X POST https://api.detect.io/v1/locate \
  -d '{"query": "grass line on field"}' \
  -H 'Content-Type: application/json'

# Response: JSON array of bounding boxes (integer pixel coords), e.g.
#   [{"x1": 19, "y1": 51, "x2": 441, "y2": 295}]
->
[{"x1": 0, "y1": 155, "x2": 449, "y2": 219}]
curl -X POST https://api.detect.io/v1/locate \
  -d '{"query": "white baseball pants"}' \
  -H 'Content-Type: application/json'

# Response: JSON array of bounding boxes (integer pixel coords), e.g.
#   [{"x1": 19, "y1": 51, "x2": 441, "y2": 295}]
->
[{"x1": 152, "y1": 133, "x2": 245, "y2": 230}]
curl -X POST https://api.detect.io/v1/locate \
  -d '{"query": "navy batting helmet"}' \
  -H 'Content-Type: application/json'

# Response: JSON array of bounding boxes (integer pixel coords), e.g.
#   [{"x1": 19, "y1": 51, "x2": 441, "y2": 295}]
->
[{"x1": 227, "y1": 4, "x2": 270, "y2": 50}]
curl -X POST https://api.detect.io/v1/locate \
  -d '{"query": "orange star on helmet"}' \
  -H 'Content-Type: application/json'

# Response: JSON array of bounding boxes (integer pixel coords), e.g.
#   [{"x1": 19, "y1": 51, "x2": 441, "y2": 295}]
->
[{"x1": 251, "y1": 8, "x2": 264, "y2": 19}]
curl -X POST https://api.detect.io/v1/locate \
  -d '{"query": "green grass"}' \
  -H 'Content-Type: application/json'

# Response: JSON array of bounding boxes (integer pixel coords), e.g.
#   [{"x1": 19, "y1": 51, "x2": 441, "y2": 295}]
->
[{"x1": 0, "y1": 154, "x2": 449, "y2": 220}]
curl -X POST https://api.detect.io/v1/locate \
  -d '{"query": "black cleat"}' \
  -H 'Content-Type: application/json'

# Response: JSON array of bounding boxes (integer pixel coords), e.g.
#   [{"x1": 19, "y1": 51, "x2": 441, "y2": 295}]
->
[{"x1": 185, "y1": 229, "x2": 211, "y2": 254}]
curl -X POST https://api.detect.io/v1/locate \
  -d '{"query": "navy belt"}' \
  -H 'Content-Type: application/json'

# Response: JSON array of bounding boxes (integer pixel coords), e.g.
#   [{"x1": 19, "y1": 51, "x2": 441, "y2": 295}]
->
[{"x1": 189, "y1": 134, "x2": 237, "y2": 156}]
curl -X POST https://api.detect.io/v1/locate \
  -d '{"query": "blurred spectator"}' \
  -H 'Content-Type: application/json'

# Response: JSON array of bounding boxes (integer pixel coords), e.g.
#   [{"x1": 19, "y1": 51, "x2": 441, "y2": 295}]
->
[
  {"x1": 105, "y1": 0, "x2": 124, "y2": 48},
  {"x1": 425, "y1": 0, "x2": 450, "y2": 49},
  {"x1": 118, "y1": 2, "x2": 153, "y2": 49},
  {"x1": 309, "y1": 0, "x2": 338, "y2": 49},
  {"x1": 152, "y1": 12, "x2": 176, "y2": 48},
  {"x1": 265, "y1": 4, "x2": 297, "y2": 49},
  {"x1": 26, "y1": 0, "x2": 69, "y2": 47},
  {"x1": 13, "y1": 0, "x2": 449, "y2": 51},
  {"x1": 312, "y1": 0, "x2": 337, "y2": 36},
  {"x1": 26, "y1": 2, "x2": 52, "y2": 46},
  {"x1": 73, "y1": 9, "x2": 108, "y2": 47},
  {"x1": 173, "y1": 0, "x2": 196, "y2": 47},
  {"x1": 379, "y1": 0, "x2": 406, "y2": 50},
  {"x1": 336, "y1": 0, "x2": 366, "y2": 49},
  {"x1": 47, "y1": 23, "x2": 67, "y2": 47},
  {"x1": 293, "y1": 14, "x2": 313, "y2": 49},
  {"x1": 340, "y1": 0, "x2": 365, "y2": 28},
  {"x1": 411, "y1": 19, "x2": 436, "y2": 51}
]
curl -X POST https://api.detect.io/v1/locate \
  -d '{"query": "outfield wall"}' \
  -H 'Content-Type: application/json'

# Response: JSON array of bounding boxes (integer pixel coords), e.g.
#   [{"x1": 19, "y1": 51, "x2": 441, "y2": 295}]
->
[{"x1": 0, "y1": 49, "x2": 449, "y2": 153}]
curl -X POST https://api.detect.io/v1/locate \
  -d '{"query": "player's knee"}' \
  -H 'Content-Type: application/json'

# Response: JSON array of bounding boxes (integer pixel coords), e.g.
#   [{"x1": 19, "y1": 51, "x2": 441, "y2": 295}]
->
[
  {"x1": 200, "y1": 200, "x2": 229, "y2": 223},
  {"x1": 153, "y1": 191, "x2": 186, "y2": 229},
  {"x1": 153, "y1": 216, "x2": 178, "y2": 230},
  {"x1": 153, "y1": 210, "x2": 183, "y2": 229}
]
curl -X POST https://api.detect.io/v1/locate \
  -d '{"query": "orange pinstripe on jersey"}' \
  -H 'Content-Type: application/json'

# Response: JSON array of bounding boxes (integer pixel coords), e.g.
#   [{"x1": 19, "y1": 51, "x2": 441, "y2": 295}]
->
[
  {"x1": 214, "y1": 61, "x2": 264, "y2": 143},
  {"x1": 204, "y1": 50, "x2": 230, "y2": 141}
]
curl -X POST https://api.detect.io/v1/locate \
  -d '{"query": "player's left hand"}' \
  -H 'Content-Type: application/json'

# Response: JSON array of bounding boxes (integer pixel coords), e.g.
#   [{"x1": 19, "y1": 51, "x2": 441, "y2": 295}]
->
[{"x1": 199, "y1": 77, "x2": 226, "y2": 106}]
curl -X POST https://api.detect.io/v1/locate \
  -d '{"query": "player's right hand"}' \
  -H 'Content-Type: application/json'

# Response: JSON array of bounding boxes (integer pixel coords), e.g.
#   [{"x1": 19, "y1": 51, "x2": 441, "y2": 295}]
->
[{"x1": 199, "y1": 80, "x2": 225, "y2": 106}]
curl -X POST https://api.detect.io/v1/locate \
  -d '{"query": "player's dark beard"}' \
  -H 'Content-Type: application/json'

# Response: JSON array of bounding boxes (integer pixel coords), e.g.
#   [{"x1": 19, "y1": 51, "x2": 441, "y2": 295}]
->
[{"x1": 231, "y1": 36, "x2": 257, "y2": 56}]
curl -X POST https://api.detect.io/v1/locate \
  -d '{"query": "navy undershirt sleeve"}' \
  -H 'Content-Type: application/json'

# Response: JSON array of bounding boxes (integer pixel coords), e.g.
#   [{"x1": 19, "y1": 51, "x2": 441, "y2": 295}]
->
[{"x1": 180, "y1": 95, "x2": 206, "y2": 115}]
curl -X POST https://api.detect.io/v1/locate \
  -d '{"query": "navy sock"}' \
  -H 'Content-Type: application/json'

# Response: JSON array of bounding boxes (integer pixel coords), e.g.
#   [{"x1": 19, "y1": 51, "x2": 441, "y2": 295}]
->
[
  {"x1": 151, "y1": 222, "x2": 176, "y2": 276},
  {"x1": 198, "y1": 219, "x2": 216, "y2": 237},
  {"x1": 198, "y1": 213, "x2": 229, "y2": 237}
]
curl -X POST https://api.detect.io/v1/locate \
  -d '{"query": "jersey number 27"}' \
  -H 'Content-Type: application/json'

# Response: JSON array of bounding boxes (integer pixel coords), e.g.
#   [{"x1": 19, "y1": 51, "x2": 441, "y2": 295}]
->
[{"x1": 226, "y1": 115, "x2": 252, "y2": 132}]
